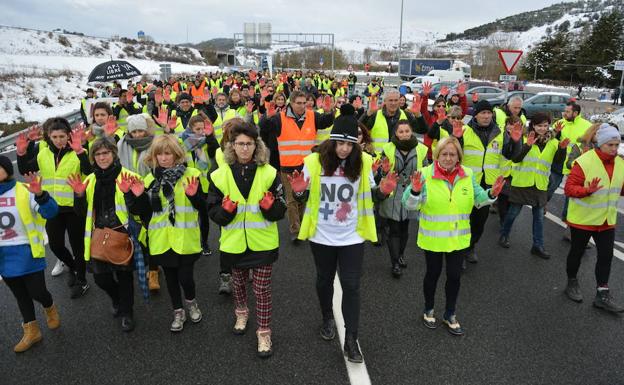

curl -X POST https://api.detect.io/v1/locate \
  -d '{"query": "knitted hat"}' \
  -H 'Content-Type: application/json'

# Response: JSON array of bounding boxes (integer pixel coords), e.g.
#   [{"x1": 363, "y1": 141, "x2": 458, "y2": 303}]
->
[
  {"x1": 474, "y1": 100, "x2": 493, "y2": 115},
  {"x1": 178, "y1": 93, "x2": 192, "y2": 102},
  {"x1": 596, "y1": 123, "x2": 621, "y2": 147},
  {"x1": 0, "y1": 155, "x2": 14, "y2": 178},
  {"x1": 330, "y1": 104, "x2": 358, "y2": 143},
  {"x1": 127, "y1": 114, "x2": 148, "y2": 133}
]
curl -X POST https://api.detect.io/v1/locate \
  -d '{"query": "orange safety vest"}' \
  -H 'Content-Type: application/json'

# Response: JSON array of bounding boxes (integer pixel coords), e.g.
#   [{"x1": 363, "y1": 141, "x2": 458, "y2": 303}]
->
[
  {"x1": 190, "y1": 80, "x2": 206, "y2": 105},
  {"x1": 277, "y1": 110, "x2": 317, "y2": 167}
]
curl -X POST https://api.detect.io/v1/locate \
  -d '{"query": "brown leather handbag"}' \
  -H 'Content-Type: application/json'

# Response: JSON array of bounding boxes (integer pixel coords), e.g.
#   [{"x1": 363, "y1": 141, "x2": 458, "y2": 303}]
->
[{"x1": 90, "y1": 225, "x2": 134, "y2": 266}]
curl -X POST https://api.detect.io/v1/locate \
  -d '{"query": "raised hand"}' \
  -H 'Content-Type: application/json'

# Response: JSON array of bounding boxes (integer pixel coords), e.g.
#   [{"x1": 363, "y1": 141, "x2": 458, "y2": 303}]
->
[
  {"x1": 249, "y1": 71, "x2": 257, "y2": 82},
  {"x1": 559, "y1": 138, "x2": 570, "y2": 149},
  {"x1": 525, "y1": 131, "x2": 536, "y2": 146},
  {"x1": 379, "y1": 172, "x2": 398, "y2": 195},
  {"x1": 203, "y1": 87, "x2": 210, "y2": 102},
  {"x1": 105, "y1": 115, "x2": 118, "y2": 136},
  {"x1": 67, "y1": 173, "x2": 89, "y2": 195},
  {"x1": 369, "y1": 96, "x2": 379, "y2": 113},
  {"x1": 211, "y1": 86, "x2": 219, "y2": 97},
  {"x1": 167, "y1": 116, "x2": 178, "y2": 132},
  {"x1": 164, "y1": 88, "x2": 171, "y2": 103},
  {"x1": 70, "y1": 128, "x2": 85, "y2": 154},
  {"x1": 126, "y1": 88, "x2": 134, "y2": 104},
  {"x1": 452, "y1": 120, "x2": 464, "y2": 137},
  {"x1": 436, "y1": 109, "x2": 447, "y2": 124},
  {"x1": 259, "y1": 191, "x2": 275, "y2": 210},
  {"x1": 222, "y1": 195, "x2": 238, "y2": 213},
  {"x1": 411, "y1": 92, "x2": 422, "y2": 113},
  {"x1": 372, "y1": 159, "x2": 382, "y2": 174},
  {"x1": 410, "y1": 171, "x2": 424, "y2": 193},
  {"x1": 422, "y1": 82, "x2": 432, "y2": 96},
  {"x1": 457, "y1": 83, "x2": 467, "y2": 96},
  {"x1": 287, "y1": 170, "x2": 310, "y2": 193},
  {"x1": 381, "y1": 157, "x2": 391, "y2": 174},
  {"x1": 316, "y1": 97, "x2": 323, "y2": 109},
  {"x1": 323, "y1": 95, "x2": 333, "y2": 112},
  {"x1": 154, "y1": 89, "x2": 163, "y2": 105},
  {"x1": 24, "y1": 172, "x2": 42, "y2": 196},
  {"x1": 490, "y1": 175, "x2": 506, "y2": 197},
  {"x1": 440, "y1": 86, "x2": 450, "y2": 97},
  {"x1": 246, "y1": 100, "x2": 254, "y2": 114},
  {"x1": 137, "y1": 84, "x2": 143, "y2": 94},
  {"x1": 116, "y1": 172, "x2": 133, "y2": 193},
  {"x1": 266, "y1": 102, "x2": 276, "y2": 118},
  {"x1": 129, "y1": 176, "x2": 144, "y2": 197},
  {"x1": 16, "y1": 132, "x2": 30, "y2": 156},
  {"x1": 586, "y1": 177, "x2": 603, "y2": 195},
  {"x1": 553, "y1": 121, "x2": 564, "y2": 134},
  {"x1": 472, "y1": 92, "x2": 479, "y2": 103},
  {"x1": 353, "y1": 96, "x2": 362, "y2": 109},
  {"x1": 184, "y1": 176, "x2": 199, "y2": 196},
  {"x1": 510, "y1": 122, "x2": 524, "y2": 142}
]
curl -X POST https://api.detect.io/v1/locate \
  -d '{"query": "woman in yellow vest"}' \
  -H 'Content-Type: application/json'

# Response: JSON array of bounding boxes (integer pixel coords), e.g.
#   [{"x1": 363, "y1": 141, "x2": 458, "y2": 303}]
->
[
  {"x1": 377, "y1": 120, "x2": 429, "y2": 277},
  {"x1": 125, "y1": 135, "x2": 207, "y2": 332},
  {"x1": 207, "y1": 121, "x2": 286, "y2": 358},
  {"x1": 16, "y1": 117, "x2": 92, "y2": 299},
  {"x1": 68, "y1": 139, "x2": 141, "y2": 332},
  {"x1": 0, "y1": 157, "x2": 60, "y2": 352},
  {"x1": 290, "y1": 107, "x2": 397, "y2": 363},
  {"x1": 563, "y1": 123, "x2": 624, "y2": 313},
  {"x1": 498, "y1": 113, "x2": 567, "y2": 257},
  {"x1": 402, "y1": 136, "x2": 504, "y2": 335}
]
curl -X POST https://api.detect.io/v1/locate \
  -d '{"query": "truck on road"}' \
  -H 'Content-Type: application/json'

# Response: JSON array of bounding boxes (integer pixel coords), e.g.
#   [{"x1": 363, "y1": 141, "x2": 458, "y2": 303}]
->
[{"x1": 399, "y1": 58, "x2": 471, "y2": 81}]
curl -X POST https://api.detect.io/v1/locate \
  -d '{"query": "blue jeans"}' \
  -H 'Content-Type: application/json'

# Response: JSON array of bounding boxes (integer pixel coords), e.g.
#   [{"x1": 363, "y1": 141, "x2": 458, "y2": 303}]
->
[
  {"x1": 500, "y1": 203, "x2": 544, "y2": 249},
  {"x1": 547, "y1": 171, "x2": 563, "y2": 202}
]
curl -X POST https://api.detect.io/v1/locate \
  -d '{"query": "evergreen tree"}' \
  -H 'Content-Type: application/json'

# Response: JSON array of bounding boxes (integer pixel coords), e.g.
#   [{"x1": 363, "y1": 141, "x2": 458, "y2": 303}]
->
[{"x1": 522, "y1": 31, "x2": 575, "y2": 81}]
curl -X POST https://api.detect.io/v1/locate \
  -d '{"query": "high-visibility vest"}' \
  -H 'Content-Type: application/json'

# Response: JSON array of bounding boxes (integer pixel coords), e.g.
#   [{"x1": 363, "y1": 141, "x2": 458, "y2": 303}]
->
[
  {"x1": 567, "y1": 150, "x2": 624, "y2": 226},
  {"x1": 277, "y1": 109, "x2": 316, "y2": 167},
  {"x1": 315, "y1": 109, "x2": 340, "y2": 145},
  {"x1": 82, "y1": 168, "x2": 138, "y2": 261},
  {"x1": 15, "y1": 182, "x2": 47, "y2": 258},
  {"x1": 367, "y1": 84, "x2": 380, "y2": 96},
  {"x1": 557, "y1": 115, "x2": 592, "y2": 175},
  {"x1": 461, "y1": 125, "x2": 503, "y2": 185},
  {"x1": 494, "y1": 108, "x2": 527, "y2": 177},
  {"x1": 190, "y1": 81, "x2": 206, "y2": 105},
  {"x1": 37, "y1": 146, "x2": 81, "y2": 207},
  {"x1": 215, "y1": 147, "x2": 225, "y2": 168},
  {"x1": 113, "y1": 103, "x2": 142, "y2": 135},
  {"x1": 214, "y1": 108, "x2": 240, "y2": 143},
  {"x1": 144, "y1": 167, "x2": 205, "y2": 255},
  {"x1": 184, "y1": 143, "x2": 211, "y2": 177},
  {"x1": 370, "y1": 109, "x2": 407, "y2": 156},
  {"x1": 156, "y1": 109, "x2": 198, "y2": 135},
  {"x1": 510, "y1": 139, "x2": 558, "y2": 191},
  {"x1": 297, "y1": 152, "x2": 377, "y2": 242},
  {"x1": 210, "y1": 163, "x2": 279, "y2": 254},
  {"x1": 328, "y1": 88, "x2": 345, "y2": 97},
  {"x1": 382, "y1": 141, "x2": 428, "y2": 173},
  {"x1": 417, "y1": 164, "x2": 474, "y2": 252}
]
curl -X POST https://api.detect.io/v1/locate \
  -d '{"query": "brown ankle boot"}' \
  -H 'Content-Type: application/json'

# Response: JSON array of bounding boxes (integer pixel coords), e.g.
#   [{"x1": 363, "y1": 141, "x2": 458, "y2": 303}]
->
[
  {"x1": 148, "y1": 270, "x2": 160, "y2": 291},
  {"x1": 14, "y1": 321, "x2": 42, "y2": 353},
  {"x1": 44, "y1": 304, "x2": 60, "y2": 330}
]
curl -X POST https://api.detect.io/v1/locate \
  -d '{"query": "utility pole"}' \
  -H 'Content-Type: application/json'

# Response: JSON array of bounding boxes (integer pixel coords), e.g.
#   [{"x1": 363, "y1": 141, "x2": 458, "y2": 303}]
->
[
  {"x1": 398, "y1": 0, "x2": 404, "y2": 61},
  {"x1": 534, "y1": 59, "x2": 538, "y2": 81}
]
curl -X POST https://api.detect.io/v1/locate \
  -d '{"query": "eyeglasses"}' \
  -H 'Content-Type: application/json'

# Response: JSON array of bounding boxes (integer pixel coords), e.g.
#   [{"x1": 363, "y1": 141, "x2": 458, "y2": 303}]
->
[
  {"x1": 93, "y1": 150, "x2": 112, "y2": 157},
  {"x1": 234, "y1": 142, "x2": 255, "y2": 149}
]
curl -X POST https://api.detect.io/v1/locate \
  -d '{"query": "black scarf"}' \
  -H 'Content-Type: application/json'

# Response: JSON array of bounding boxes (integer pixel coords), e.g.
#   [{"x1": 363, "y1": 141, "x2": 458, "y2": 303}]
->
[
  {"x1": 93, "y1": 160, "x2": 122, "y2": 216},
  {"x1": 391, "y1": 134, "x2": 419, "y2": 152},
  {"x1": 150, "y1": 164, "x2": 186, "y2": 224}
]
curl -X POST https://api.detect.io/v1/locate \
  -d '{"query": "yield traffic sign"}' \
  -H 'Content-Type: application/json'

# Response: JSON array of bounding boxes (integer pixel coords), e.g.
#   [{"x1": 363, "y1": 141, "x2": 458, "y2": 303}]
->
[{"x1": 498, "y1": 50, "x2": 523, "y2": 74}]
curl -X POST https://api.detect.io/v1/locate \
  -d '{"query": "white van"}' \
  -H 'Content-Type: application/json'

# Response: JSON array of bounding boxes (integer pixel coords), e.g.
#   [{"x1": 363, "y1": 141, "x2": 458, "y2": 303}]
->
[
  {"x1": 400, "y1": 75, "x2": 440, "y2": 93},
  {"x1": 426, "y1": 70, "x2": 468, "y2": 83}
]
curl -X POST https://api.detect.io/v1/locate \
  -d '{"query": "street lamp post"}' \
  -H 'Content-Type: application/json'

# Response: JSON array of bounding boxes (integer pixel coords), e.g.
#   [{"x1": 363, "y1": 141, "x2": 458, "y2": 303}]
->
[{"x1": 398, "y1": 0, "x2": 404, "y2": 61}]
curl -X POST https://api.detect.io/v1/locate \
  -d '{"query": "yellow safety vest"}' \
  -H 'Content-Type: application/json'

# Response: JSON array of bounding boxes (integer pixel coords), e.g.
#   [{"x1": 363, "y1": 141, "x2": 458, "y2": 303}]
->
[
  {"x1": 315, "y1": 109, "x2": 340, "y2": 145},
  {"x1": 461, "y1": 125, "x2": 503, "y2": 185},
  {"x1": 214, "y1": 108, "x2": 240, "y2": 143},
  {"x1": 557, "y1": 115, "x2": 592, "y2": 175},
  {"x1": 210, "y1": 163, "x2": 279, "y2": 254},
  {"x1": 215, "y1": 147, "x2": 225, "y2": 168},
  {"x1": 370, "y1": 110, "x2": 407, "y2": 156},
  {"x1": 82, "y1": 168, "x2": 138, "y2": 261},
  {"x1": 382, "y1": 141, "x2": 428, "y2": 173},
  {"x1": 510, "y1": 139, "x2": 559, "y2": 191},
  {"x1": 144, "y1": 167, "x2": 205, "y2": 255},
  {"x1": 494, "y1": 108, "x2": 527, "y2": 177},
  {"x1": 367, "y1": 84, "x2": 380, "y2": 96},
  {"x1": 37, "y1": 146, "x2": 81, "y2": 207},
  {"x1": 567, "y1": 150, "x2": 624, "y2": 226},
  {"x1": 298, "y1": 152, "x2": 377, "y2": 242},
  {"x1": 15, "y1": 183, "x2": 47, "y2": 258},
  {"x1": 113, "y1": 103, "x2": 142, "y2": 136},
  {"x1": 417, "y1": 165, "x2": 474, "y2": 252}
]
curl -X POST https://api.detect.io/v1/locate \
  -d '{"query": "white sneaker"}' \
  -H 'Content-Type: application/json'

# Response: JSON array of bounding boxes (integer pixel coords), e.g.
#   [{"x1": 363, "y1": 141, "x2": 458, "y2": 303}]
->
[
  {"x1": 51, "y1": 259, "x2": 67, "y2": 277},
  {"x1": 185, "y1": 299, "x2": 202, "y2": 323},
  {"x1": 170, "y1": 308, "x2": 186, "y2": 332}
]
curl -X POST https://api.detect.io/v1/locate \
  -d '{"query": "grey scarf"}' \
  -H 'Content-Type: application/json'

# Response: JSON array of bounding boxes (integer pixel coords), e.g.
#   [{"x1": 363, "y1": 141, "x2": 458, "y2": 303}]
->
[
  {"x1": 150, "y1": 164, "x2": 186, "y2": 225},
  {"x1": 117, "y1": 135, "x2": 153, "y2": 176}
]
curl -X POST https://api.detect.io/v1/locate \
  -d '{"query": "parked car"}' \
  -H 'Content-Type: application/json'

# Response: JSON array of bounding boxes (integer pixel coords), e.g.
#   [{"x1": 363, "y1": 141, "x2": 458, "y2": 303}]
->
[
  {"x1": 428, "y1": 81, "x2": 462, "y2": 100},
  {"x1": 464, "y1": 86, "x2": 505, "y2": 106},
  {"x1": 486, "y1": 91, "x2": 537, "y2": 107},
  {"x1": 498, "y1": 81, "x2": 525, "y2": 91},
  {"x1": 522, "y1": 92, "x2": 571, "y2": 119}
]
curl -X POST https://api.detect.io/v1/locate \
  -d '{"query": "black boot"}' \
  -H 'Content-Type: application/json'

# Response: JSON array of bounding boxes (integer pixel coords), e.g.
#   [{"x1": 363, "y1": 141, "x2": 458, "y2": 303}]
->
[{"x1": 343, "y1": 333, "x2": 363, "y2": 363}]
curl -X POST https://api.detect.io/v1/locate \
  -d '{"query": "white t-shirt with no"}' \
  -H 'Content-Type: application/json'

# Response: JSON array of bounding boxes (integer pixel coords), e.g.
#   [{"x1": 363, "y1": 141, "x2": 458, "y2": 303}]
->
[{"x1": 302, "y1": 163, "x2": 375, "y2": 246}]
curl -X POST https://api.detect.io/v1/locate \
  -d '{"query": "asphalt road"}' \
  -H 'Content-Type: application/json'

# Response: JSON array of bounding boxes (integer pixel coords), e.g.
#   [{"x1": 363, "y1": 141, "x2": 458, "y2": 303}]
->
[{"x1": 1, "y1": 148, "x2": 624, "y2": 385}]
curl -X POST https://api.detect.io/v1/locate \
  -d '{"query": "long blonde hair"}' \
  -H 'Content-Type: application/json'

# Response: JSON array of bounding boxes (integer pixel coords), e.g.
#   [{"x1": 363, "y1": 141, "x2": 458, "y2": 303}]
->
[{"x1": 143, "y1": 135, "x2": 186, "y2": 168}]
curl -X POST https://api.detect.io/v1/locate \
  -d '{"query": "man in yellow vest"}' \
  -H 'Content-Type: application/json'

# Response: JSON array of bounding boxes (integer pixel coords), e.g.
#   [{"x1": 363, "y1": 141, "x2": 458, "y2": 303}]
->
[
  {"x1": 112, "y1": 89, "x2": 143, "y2": 134},
  {"x1": 80, "y1": 88, "x2": 95, "y2": 125}
]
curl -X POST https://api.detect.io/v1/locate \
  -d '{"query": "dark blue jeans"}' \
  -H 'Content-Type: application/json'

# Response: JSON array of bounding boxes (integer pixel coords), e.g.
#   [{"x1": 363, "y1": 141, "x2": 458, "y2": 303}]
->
[
  {"x1": 547, "y1": 170, "x2": 569, "y2": 220},
  {"x1": 500, "y1": 203, "x2": 544, "y2": 249}
]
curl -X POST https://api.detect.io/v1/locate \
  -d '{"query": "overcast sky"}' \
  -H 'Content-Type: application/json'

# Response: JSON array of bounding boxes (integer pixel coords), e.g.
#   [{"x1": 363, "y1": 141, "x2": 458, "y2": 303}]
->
[{"x1": 2, "y1": 0, "x2": 566, "y2": 44}]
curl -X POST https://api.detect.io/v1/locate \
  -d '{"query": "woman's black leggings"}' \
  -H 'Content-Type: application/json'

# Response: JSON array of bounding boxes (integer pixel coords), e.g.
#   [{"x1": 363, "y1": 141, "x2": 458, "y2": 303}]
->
[
  {"x1": 423, "y1": 249, "x2": 465, "y2": 315},
  {"x1": 310, "y1": 242, "x2": 364, "y2": 336},
  {"x1": 162, "y1": 262, "x2": 197, "y2": 310},
  {"x1": 4, "y1": 270, "x2": 53, "y2": 323},
  {"x1": 567, "y1": 227, "x2": 615, "y2": 286},
  {"x1": 45, "y1": 211, "x2": 86, "y2": 281},
  {"x1": 93, "y1": 271, "x2": 135, "y2": 316},
  {"x1": 386, "y1": 219, "x2": 410, "y2": 264}
]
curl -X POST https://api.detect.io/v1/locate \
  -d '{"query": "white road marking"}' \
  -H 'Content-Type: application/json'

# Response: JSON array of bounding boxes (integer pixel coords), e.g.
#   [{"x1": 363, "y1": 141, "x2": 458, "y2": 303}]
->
[{"x1": 333, "y1": 273, "x2": 372, "y2": 385}]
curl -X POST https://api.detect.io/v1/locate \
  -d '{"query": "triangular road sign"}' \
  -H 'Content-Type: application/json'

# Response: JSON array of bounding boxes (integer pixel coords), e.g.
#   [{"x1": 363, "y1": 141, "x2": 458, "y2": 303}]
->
[{"x1": 498, "y1": 50, "x2": 523, "y2": 74}]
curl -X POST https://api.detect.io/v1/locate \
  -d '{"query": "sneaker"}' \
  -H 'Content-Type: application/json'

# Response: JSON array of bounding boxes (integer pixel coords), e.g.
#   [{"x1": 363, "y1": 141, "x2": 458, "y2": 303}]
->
[
  {"x1": 201, "y1": 247, "x2": 212, "y2": 257},
  {"x1": 443, "y1": 314, "x2": 465, "y2": 336},
  {"x1": 498, "y1": 235, "x2": 510, "y2": 248},
  {"x1": 465, "y1": 249, "x2": 478, "y2": 263},
  {"x1": 170, "y1": 309, "x2": 186, "y2": 332},
  {"x1": 233, "y1": 308, "x2": 249, "y2": 335},
  {"x1": 218, "y1": 273, "x2": 232, "y2": 295},
  {"x1": 120, "y1": 316, "x2": 135, "y2": 332},
  {"x1": 51, "y1": 259, "x2": 67, "y2": 277},
  {"x1": 593, "y1": 289, "x2": 624, "y2": 314},
  {"x1": 565, "y1": 278, "x2": 583, "y2": 303},
  {"x1": 257, "y1": 330, "x2": 273, "y2": 358},
  {"x1": 185, "y1": 299, "x2": 202, "y2": 323},
  {"x1": 320, "y1": 318, "x2": 336, "y2": 341},
  {"x1": 530, "y1": 246, "x2": 551, "y2": 259},
  {"x1": 391, "y1": 263, "x2": 402, "y2": 278},
  {"x1": 70, "y1": 280, "x2": 89, "y2": 299},
  {"x1": 66, "y1": 271, "x2": 77, "y2": 288},
  {"x1": 398, "y1": 255, "x2": 407, "y2": 268},
  {"x1": 422, "y1": 309, "x2": 437, "y2": 329},
  {"x1": 343, "y1": 333, "x2": 363, "y2": 363}
]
